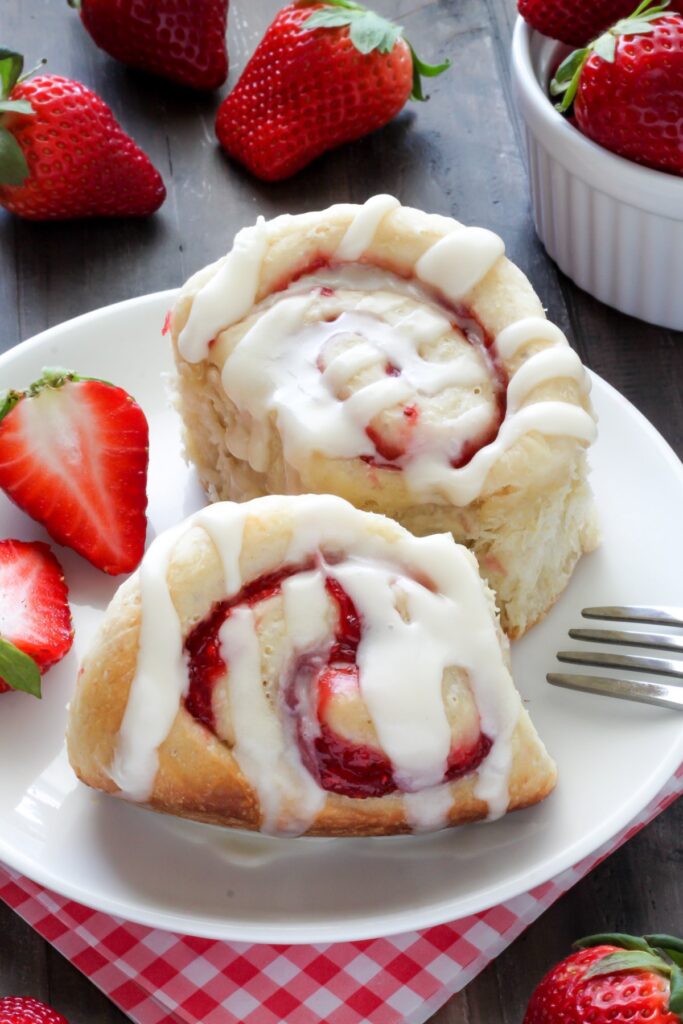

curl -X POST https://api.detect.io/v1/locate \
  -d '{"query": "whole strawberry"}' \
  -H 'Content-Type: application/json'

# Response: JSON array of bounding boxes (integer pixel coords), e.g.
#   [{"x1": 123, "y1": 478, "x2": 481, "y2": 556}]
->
[
  {"x1": 71, "y1": 0, "x2": 229, "y2": 90},
  {"x1": 551, "y1": 2, "x2": 683, "y2": 177},
  {"x1": 0, "y1": 50, "x2": 165, "y2": 219},
  {"x1": 0, "y1": 996, "x2": 69, "y2": 1024},
  {"x1": 518, "y1": 0, "x2": 683, "y2": 47},
  {"x1": 215, "y1": 0, "x2": 449, "y2": 182},
  {"x1": 524, "y1": 932, "x2": 683, "y2": 1024},
  {"x1": 0, "y1": 368, "x2": 149, "y2": 575},
  {"x1": 0, "y1": 540, "x2": 73, "y2": 697}
]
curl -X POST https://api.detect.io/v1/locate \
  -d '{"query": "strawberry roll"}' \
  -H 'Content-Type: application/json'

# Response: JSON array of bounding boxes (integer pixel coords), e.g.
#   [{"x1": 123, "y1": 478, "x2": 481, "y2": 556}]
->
[
  {"x1": 170, "y1": 196, "x2": 599, "y2": 637},
  {"x1": 67, "y1": 495, "x2": 556, "y2": 836}
]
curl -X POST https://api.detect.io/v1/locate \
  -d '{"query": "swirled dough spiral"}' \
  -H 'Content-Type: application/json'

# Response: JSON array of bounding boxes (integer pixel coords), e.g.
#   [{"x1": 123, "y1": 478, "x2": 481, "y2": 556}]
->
[
  {"x1": 170, "y1": 197, "x2": 599, "y2": 637},
  {"x1": 67, "y1": 495, "x2": 557, "y2": 836}
]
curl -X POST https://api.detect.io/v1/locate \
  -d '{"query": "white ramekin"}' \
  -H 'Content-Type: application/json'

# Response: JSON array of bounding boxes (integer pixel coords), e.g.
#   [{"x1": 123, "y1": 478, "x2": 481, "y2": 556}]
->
[{"x1": 511, "y1": 17, "x2": 683, "y2": 331}]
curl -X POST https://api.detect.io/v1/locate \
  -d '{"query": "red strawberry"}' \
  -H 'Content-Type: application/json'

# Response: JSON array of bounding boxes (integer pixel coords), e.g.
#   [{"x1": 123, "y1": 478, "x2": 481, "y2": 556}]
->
[
  {"x1": 524, "y1": 932, "x2": 683, "y2": 1024},
  {"x1": 0, "y1": 368, "x2": 149, "y2": 575},
  {"x1": 518, "y1": 0, "x2": 683, "y2": 47},
  {"x1": 0, "y1": 50, "x2": 165, "y2": 220},
  {"x1": 72, "y1": 0, "x2": 229, "y2": 91},
  {"x1": 0, "y1": 998, "x2": 69, "y2": 1024},
  {"x1": 0, "y1": 541, "x2": 73, "y2": 698},
  {"x1": 551, "y1": 2, "x2": 683, "y2": 177},
  {"x1": 215, "y1": 0, "x2": 449, "y2": 182}
]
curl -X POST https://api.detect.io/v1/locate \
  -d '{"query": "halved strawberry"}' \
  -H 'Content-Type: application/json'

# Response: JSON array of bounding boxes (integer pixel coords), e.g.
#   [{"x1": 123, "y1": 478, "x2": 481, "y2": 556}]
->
[
  {"x1": 0, "y1": 539, "x2": 74, "y2": 697},
  {"x1": 0, "y1": 368, "x2": 149, "y2": 575}
]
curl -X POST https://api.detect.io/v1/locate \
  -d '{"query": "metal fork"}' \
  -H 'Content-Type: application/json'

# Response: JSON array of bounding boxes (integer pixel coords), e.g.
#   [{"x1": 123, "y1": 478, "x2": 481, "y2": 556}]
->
[{"x1": 547, "y1": 606, "x2": 683, "y2": 711}]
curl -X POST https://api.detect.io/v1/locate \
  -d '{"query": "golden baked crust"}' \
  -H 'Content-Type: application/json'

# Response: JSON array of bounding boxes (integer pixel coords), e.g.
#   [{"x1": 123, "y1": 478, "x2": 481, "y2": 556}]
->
[
  {"x1": 67, "y1": 496, "x2": 557, "y2": 837},
  {"x1": 170, "y1": 200, "x2": 599, "y2": 638}
]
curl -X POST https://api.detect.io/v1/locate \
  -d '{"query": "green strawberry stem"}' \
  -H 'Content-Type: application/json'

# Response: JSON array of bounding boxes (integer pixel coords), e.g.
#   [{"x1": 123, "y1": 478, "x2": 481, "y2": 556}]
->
[
  {"x1": 302, "y1": 0, "x2": 450, "y2": 101},
  {"x1": 0, "y1": 46, "x2": 41, "y2": 187},
  {"x1": 550, "y1": 0, "x2": 671, "y2": 113},
  {"x1": 0, "y1": 636, "x2": 42, "y2": 698},
  {"x1": 573, "y1": 932, "x2": 683, "y2": 1022}
]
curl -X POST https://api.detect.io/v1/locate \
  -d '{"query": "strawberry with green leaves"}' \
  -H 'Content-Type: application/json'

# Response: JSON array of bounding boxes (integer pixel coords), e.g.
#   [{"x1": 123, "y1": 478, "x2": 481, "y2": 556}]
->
[
  {"x1": 0, "y1": 368, "x2": 149, "y2": 576},
  {"x1": 524, "y1": 932, "x2": 683, "y2": 1024},
  {"x1": 215, "y1": 0, "x2": 450, "y2": 182},
  {"x1": 0, "y1": 49, "x2": 166, "y2": 220},
  {"x1": 551, "y1": 1, "x2": 683, "y2": 177},
  {"x1": 518, "y1": 0, "x2": 683, "y2": 47},
  {"x1": 0, "y1": 540, "x2": 73, "y2": 698}
]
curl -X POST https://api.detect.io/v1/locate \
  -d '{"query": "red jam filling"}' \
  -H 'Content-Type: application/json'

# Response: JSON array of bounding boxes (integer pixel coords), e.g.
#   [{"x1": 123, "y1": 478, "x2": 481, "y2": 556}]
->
[
  {"x1": 184, "y1": 562, "x2": 312, "y2": 730},
  {"x1": 184, "y1": 560, "x2": 491, "y2": 800}
]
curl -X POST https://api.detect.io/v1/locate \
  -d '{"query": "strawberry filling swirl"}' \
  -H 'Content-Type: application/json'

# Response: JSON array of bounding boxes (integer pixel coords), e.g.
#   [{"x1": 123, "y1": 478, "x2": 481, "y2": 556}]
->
[
  {"x1": 184, "y1": 560, "x2": 491, "y2": 800},
  {"x1": 272, "y1": 256, "x2": 509, "y2": 473}
]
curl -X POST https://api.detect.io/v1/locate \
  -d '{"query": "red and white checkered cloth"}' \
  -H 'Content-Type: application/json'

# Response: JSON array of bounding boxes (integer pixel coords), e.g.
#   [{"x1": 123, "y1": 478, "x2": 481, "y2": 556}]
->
[{"x1": 2, "y1": 764, "x2": 681, "y2": 1024}]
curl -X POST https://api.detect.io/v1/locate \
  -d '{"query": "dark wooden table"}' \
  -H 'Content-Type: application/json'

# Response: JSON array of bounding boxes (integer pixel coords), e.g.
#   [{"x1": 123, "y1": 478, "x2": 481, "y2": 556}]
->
[{"x1": 1, "y1": 1, "x2": 682, "y2": 1021}]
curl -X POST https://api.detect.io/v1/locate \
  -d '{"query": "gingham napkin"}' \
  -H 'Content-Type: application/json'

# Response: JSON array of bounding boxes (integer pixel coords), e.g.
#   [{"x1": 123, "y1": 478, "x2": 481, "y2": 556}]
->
[{"x1": 1, "y1": 764, "x2": 681, "y2": 1024}]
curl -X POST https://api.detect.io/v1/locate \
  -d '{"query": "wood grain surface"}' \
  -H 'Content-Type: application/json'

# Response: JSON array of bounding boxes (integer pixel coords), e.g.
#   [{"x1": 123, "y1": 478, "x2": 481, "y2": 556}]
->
[{"x1": 0, "y1": 0, "x2": 681, "y2": 1021}]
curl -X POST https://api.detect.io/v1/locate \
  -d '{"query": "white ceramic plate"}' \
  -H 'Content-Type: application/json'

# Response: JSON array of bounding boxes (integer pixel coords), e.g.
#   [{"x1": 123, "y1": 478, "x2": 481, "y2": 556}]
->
[{"x1": 0, "y1": 292, "x2": 682, "y2": 944}]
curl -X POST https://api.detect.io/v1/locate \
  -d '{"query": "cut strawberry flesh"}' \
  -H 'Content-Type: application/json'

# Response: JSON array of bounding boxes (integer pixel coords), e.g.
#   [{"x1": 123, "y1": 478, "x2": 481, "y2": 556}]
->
[
  {"x1": 0, "y1": 379, "x2": 149, "y2": 575},
  {"x1": 0, "y1": 539, "x2": 73, "y2": 693}
]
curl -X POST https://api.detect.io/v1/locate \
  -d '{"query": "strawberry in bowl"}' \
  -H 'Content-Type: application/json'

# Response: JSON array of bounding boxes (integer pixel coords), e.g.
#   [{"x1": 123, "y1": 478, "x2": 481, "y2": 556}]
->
[
  {"x1": 518, "y1": 0, "x2": 683, "y2": 47},
  {"x1": 551, "y1": 1, "x2": 683, "y2": 177},
  {"x1": 511, "y1": 1, "x2": 683, "y2": 329}
]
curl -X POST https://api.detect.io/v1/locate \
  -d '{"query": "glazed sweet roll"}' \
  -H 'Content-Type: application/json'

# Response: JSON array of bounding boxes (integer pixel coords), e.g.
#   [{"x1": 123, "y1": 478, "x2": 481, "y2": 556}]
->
[
  {"x1": 170, "y1": 196, "x2": 599, "y2": 637},
  {"x1": 67, "y1": 495, "x2": 557, "y2": 836}
]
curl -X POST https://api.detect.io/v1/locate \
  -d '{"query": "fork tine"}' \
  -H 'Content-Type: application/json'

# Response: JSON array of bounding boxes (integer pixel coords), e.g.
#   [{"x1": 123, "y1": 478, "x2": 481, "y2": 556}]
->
[
  {"x1": 557, "y1": 650, "x2": 683, "y2": 680},
  {"x1": 582, "y1": 606, "x2": 683, "y2": 628},
  {"x1": 568, "y1": 628, "x2": 683, "y2": 653},
  {"x1": 547, "y1": 673, "x2": 683, "y2": 711}
]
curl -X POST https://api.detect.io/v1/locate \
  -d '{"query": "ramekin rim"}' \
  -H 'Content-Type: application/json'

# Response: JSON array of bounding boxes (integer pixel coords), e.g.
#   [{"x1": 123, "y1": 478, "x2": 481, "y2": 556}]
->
[{"x1": 511, "y1": 16, "x2": 683, "y2": 202}]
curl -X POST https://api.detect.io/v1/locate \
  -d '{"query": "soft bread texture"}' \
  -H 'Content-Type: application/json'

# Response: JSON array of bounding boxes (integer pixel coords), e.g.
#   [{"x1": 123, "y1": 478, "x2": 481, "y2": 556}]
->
[
  {"x1": 67, "y1": 497, "x2": 557, "y2": 837},
  {"x1": 170, "y1": 201, "x2": 599, "y2": 638}
]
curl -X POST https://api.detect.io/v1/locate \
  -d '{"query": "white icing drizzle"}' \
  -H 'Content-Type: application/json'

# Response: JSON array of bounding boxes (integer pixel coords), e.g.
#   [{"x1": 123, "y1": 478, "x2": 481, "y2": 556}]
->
[
  {"x1": 178, "y1": 217, "x2": 268, "y2": 363},
  {"x1": 174, "y1": 199, "x2": 596, "y2": 506},
  {"x1": 108, "y1": 494, "x2": 526, "y2": 831},
  {"x1": 335, "y1": 194, "x2": 400, "y2": 262},
  {"x1": 282, "y1": 571, "x2": 330, "y2": 650},
  {"x1": 494, "y1": 316, "x2": 569, "y2": 360},
  {"x1": 403, "y1": 402, "x2": 596, "y2": 506},
  {"x1": 327, "y1": 563, "x2": 454, "y2": 791},
  {"x1": 219, "y1": 607, "x2": 326, "y2": 835},
  {"x1": 403, "y1": 785, "x2": 455, "y2": 833},
  {"x1": 112, "y1": 503, "x2": 249, "y2": 800},
  {"x1": 109, "y1": 522, "x2": 189, "y2": 801},
  {"x1": 284, "y1": 497, "x2": 523, "y2": 822},
  {"x1": 192, "y1": 503, "x2": 246, "y2": 597},
  {"x1": 415, "y1": 227, "x2": 505, "y2": 302},
  {"x1": 506, "y1": 348, "x2": 588, "y2": 413},
  {"x1": 217, "y1": 270, "x2": 596, "y2": 505}
]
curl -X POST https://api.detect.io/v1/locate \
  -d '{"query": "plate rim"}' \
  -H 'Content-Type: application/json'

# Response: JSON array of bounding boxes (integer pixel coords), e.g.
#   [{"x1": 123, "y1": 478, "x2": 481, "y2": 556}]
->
[{"x1": 0, "y1": 291, "x2": 681, "y2": 944}]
